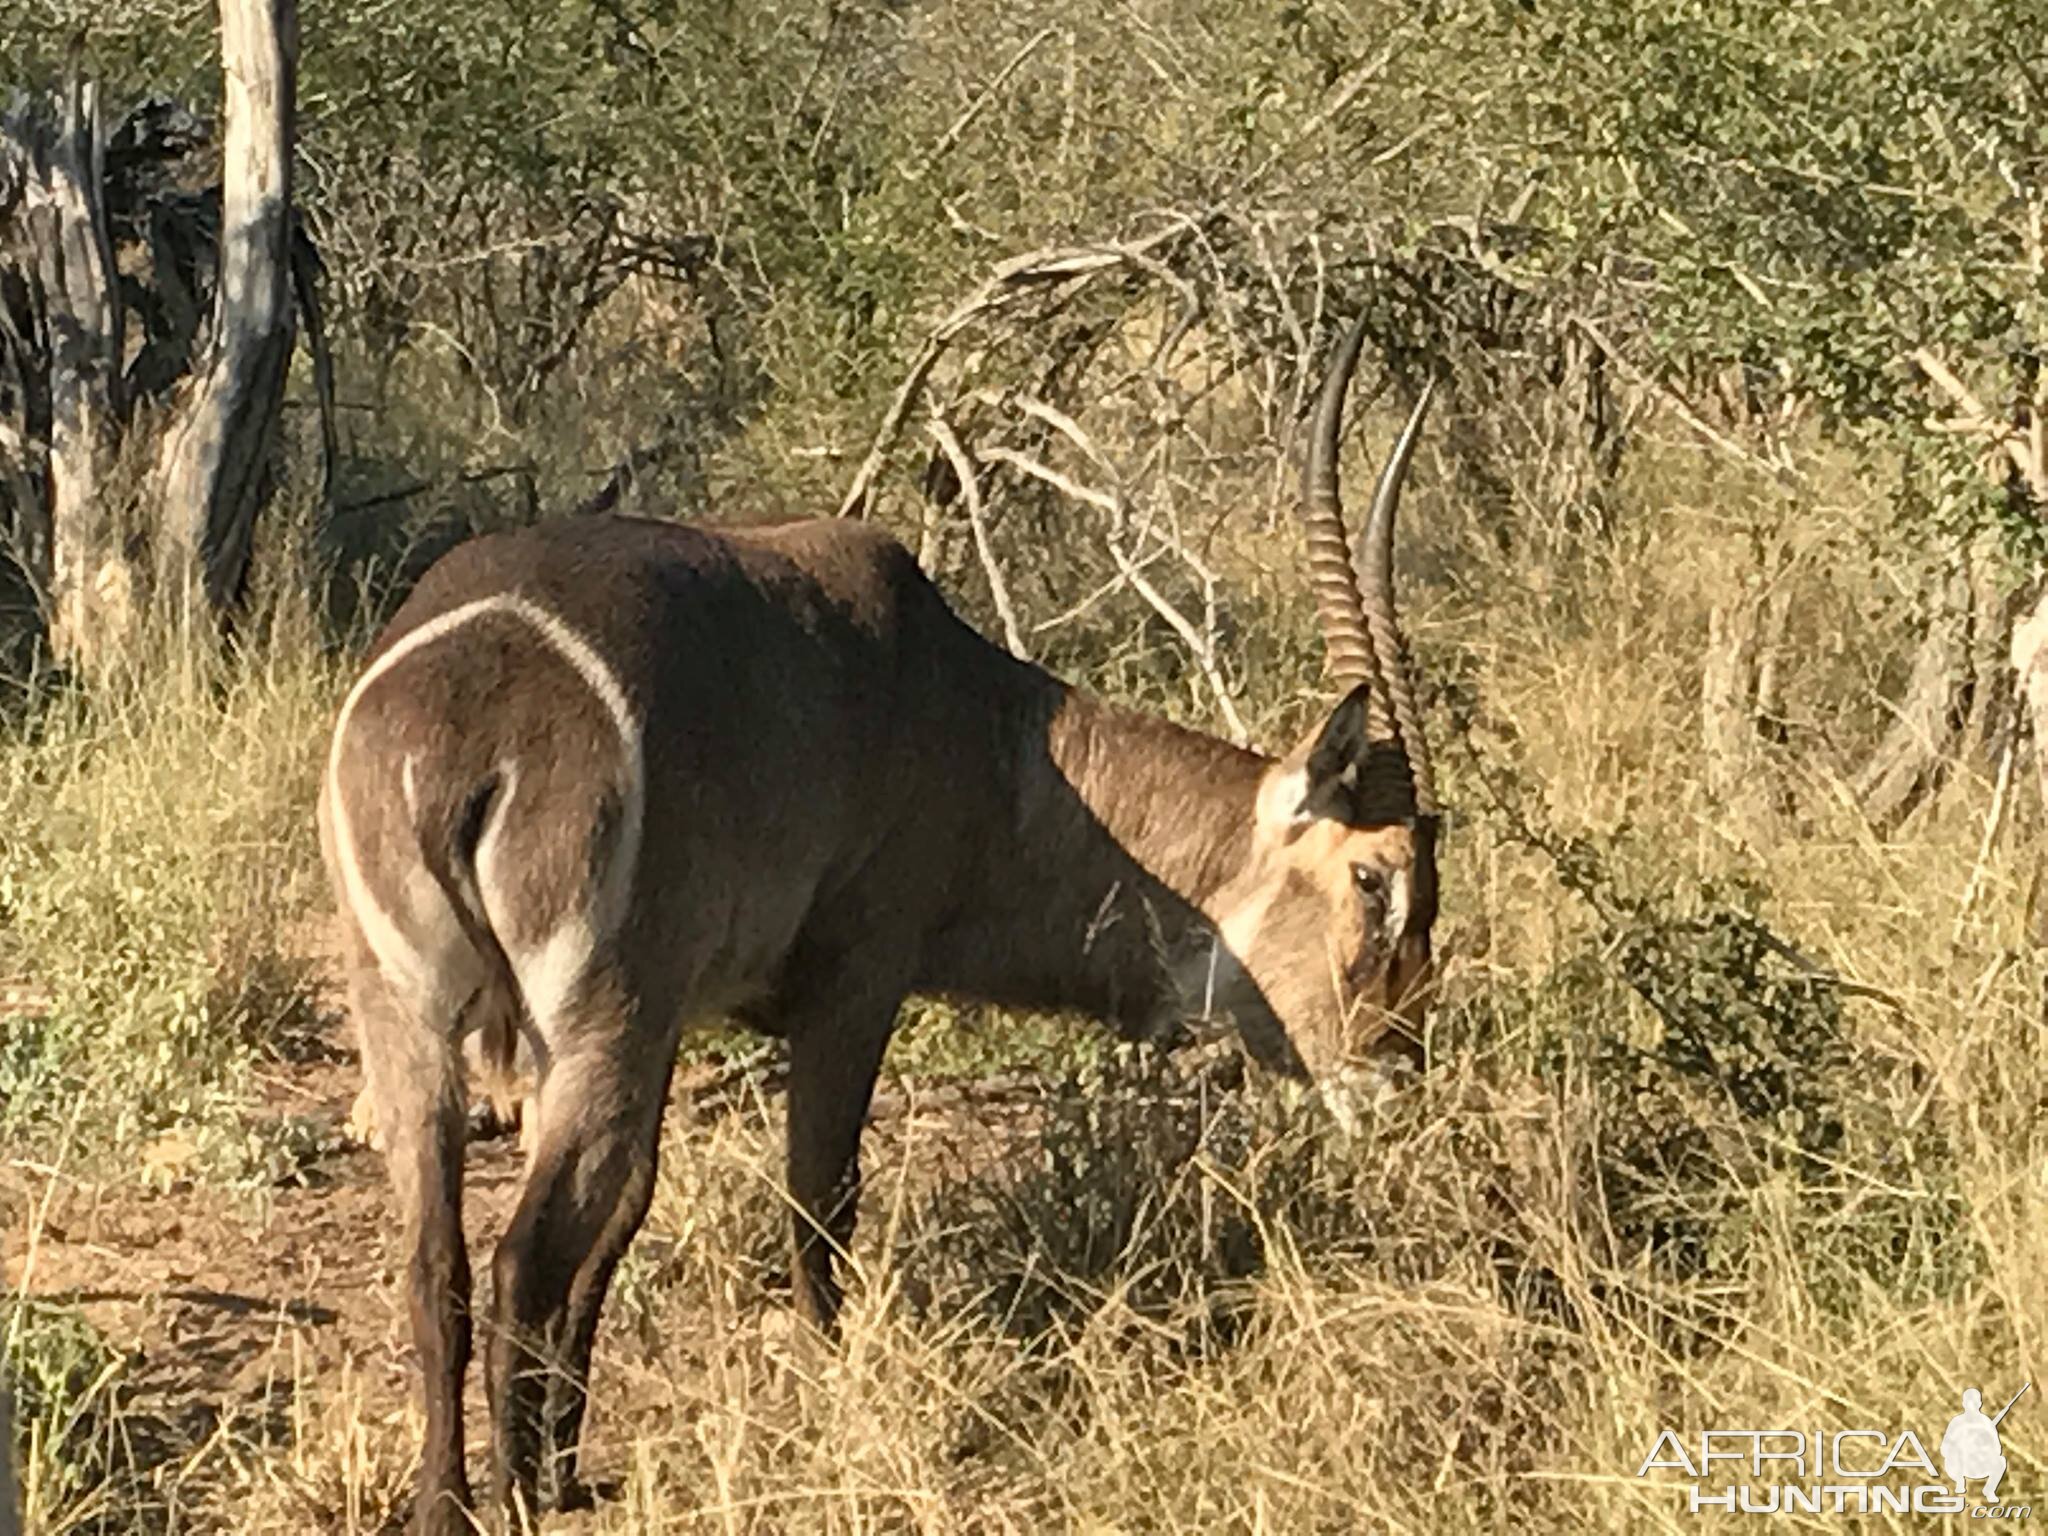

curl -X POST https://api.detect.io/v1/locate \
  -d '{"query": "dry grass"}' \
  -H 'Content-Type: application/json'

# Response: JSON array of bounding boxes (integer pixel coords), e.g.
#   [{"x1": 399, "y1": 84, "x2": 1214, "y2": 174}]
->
[
  {"x1": 0, "y1": 586, "x2": 341, "y2": 1172},
  {"x1": 4, "y1": 434, "x2": 2046, "y2": 1531}
]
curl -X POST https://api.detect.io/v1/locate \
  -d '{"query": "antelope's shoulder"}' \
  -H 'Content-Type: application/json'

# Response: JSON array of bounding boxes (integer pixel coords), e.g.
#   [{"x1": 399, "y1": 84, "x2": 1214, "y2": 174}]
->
[{"x1": 726, "y1": 516, "x2": 937, "y2": 607}]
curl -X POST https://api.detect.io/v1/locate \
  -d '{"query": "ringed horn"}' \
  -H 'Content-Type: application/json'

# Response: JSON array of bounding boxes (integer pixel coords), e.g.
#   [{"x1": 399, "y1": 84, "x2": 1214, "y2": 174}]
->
[{"x1": 1299, "y1": 314, "x2": 1438, "y2": 818}]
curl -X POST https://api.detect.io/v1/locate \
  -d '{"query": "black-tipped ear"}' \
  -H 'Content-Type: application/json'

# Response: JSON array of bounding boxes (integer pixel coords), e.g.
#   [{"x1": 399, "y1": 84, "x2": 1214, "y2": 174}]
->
[{"x1": 1295, "y1": 683, "x2": 1373, "y2": 822}]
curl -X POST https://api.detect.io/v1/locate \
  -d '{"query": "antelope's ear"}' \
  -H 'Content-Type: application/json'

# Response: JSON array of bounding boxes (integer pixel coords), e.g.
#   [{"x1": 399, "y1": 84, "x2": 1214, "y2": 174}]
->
[{"x1": 1256, "y1": 684, "x2": 1372, "y2": 832}]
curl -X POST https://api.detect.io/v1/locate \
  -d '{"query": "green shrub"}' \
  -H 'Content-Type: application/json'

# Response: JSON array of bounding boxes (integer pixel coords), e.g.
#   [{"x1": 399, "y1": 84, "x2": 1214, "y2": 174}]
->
[{"x1": 4, "y1": 1299, "x2": 131, "y2": 1531}]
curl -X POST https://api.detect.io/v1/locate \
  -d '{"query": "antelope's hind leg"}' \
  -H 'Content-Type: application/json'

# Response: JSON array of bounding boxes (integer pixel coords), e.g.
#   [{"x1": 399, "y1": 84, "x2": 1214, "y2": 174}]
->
[
  {"x1": 351, "y1": 958, "x2": 475, "y2": 1536},
  {"x1": 486, "y1": 971, "x2": 675, "y2": 1518}
]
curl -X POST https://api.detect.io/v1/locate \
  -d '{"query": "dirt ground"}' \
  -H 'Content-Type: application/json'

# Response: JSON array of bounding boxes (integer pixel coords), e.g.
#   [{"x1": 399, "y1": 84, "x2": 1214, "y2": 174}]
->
[
  {"x1": 2, "y1": 1033, "x2": 506, "y2": 1515},
  {"x1": 1, "y1": 972, "x2": 1056, "y2": 1534}
]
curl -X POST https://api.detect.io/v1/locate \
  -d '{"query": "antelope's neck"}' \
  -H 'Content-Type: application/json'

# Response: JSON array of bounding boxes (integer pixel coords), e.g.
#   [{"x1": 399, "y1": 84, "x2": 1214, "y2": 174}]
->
[
  {"x1": 1041, "y1": 690, "x2": 1269, "y2": 912},
  {"x1": 919, "y1": 683, "x2": 1271, "y2": 1027}
]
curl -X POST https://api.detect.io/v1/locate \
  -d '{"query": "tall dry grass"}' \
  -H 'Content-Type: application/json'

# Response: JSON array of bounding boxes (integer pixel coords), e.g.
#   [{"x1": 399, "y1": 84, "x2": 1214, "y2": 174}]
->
[
  {"x1": 3, "y1": 432, "x2": 2044, "y2": 1531},
  {"x1": 0, "y1": 574, "x2": 342, "y2": 1173}
]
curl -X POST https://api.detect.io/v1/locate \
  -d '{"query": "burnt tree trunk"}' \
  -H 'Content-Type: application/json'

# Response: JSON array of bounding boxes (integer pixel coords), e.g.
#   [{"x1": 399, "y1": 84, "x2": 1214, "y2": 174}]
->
[
  {"x1": 0, "y1": 0, "x2": 306, "y2": 660},
  {"x1": 45, "y1": 84, "x2": 130, "y2": 660},
  {"x1": 0, "y1": 175, "x2": 52, "y2": 601},
  {"x1": 0, "y1": 83, "x2": 134, "y2": 664},
  {"x1": 153, "y1": 0, "x2": 299, "y2": 622}
]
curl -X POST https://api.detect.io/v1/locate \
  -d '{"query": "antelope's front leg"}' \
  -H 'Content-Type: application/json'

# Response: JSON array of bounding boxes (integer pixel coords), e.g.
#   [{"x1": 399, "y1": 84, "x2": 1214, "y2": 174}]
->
[{"x1": 783, "y1": 999, "x2": 898, "y2": 1331}]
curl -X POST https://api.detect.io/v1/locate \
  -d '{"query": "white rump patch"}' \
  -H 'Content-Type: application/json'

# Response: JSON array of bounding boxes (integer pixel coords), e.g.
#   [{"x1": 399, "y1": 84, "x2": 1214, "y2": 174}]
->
[{"x1": 326, "y1": 595, "x2": 646, "y2": 1046}]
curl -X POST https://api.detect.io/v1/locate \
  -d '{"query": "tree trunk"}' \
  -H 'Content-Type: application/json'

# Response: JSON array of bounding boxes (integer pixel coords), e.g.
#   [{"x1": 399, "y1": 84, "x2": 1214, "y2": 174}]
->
[
  {"x1": 1700, "y1": 539, "x2": 1794, "y2": 821},
  {"x1": 0, "y1": 1282, "x2": 16, "y2": 1536},
  {"x1": 0, "y1": 84, "x2": 135, "y2": 665},
  {"x1": 0, "y1": 1377, "x2": 16, "y2": 1536},
  {"x1": 0, "y1": 264, "x2": 52, "y2": 599},
  {"x1": 1, "y1": 7, "x2": 313, "y2": 657},
  {"x1": 1849, "y1": 536, "x2": 2020, "y2": 832},
  {"x1": 1852, "y1": 559, "x2": 1972, "y2": 829},
  {"x1": 44, "y1": 82, "x2": 130, "y2": 662},
  {"x1": 1843, "y1": 528, "x2": 2031, "y2": 831},
  {"x1": 1702, "y1": 595, "x2": 1763, "y2": 804},
  {"x1": 152, "y1": 0, "x2": 298, "y2": 623},
  {"x1": 2011, "y1": 584, "x2": 2048, "y2": 943},
  {"x1": 0, "y1": 1236, "x2": 15, "y2": 1536},
  {"x1": 1957, "y1": 539, "x2": 2024, "y2": 768}
]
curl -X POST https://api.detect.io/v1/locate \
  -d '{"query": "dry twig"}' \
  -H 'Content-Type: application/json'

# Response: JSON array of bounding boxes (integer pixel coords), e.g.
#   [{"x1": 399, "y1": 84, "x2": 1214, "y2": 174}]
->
[{"x1": 927, "y1": 414, "x2": 1028, "y2": 659}]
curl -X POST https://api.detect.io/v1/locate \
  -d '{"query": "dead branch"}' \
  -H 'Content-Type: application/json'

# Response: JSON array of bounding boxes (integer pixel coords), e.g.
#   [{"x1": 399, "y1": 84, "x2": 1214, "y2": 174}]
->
[
  {"x1": 1576, "y1": 315, "x2": 1800, "y2": 483},
  {"x1": 981, "y1": 443, "x2": 1117, "y2": 516},
  {"x1": 569, "y1": 436, "x2": 686, "y2": 519},
  {"x1": 914, "y1": 26, "x2": 1055, "y2": 174},
  {"x1": 980, "y1": 441, "x2": 1248, "y2": 742},
  {"x1": 835, "y1": 219, "x2": 1219, "y2": 520},
  {"x1": 926, "y1": 413, "x2": 1027, "y2": 658},
  {"x1": 1912, "y1": 345, "x2": 2048, "y2": 501}
]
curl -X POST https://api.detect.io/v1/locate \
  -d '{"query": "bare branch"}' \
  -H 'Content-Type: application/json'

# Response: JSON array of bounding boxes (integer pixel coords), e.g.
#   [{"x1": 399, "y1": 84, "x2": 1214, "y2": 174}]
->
[
  {"x1": 1108, "y1": 541, "x2": 1249, "y2": 746},
  {"x1": 1912, "y1": 346, "x2": 1998, "y2": 422},
  {"x1": 981, "y1": 443, "x2": 1247, "y2": 742},
  {"x1": 1576, "y1": 316, "x2": 1800, "y2": 483},
  {"x1": 1911, "y1": 345, "x2": 2047, "y2": 500},
  {"x1": 835, "y1": 219, "x2": 1221, "y2": 519},
  {"x1": 981, "y1": 443, "x2": 1118, "y2": 516},
  {"x1": 926, "y1": 414, "x2": 1028, "y2": 659},
  {"x1": 568, "y1": 436, "x2": 685, "y2": 519},
  {"x1": 912, "y1": 26, "x2": 1055, "y2": 175},
  {"x1": 1005, "y1": 391, "x2": 1119, "y2": 478}
]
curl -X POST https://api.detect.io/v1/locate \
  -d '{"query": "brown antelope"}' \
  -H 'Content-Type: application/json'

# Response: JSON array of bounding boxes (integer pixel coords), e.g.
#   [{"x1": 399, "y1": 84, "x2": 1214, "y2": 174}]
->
[{"x1": 320, "y1": 317, "x2": 1439, "y2": 1533}]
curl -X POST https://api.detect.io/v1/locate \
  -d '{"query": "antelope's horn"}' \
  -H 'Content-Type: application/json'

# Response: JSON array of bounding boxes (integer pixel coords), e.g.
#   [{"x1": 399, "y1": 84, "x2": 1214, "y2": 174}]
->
[
  {"x1": 1357, "y1": 380, "x2": 1437, "y2": 815},
  {"x1": 1300, "y1": 314, "x2": 1384, "y2": 704}
]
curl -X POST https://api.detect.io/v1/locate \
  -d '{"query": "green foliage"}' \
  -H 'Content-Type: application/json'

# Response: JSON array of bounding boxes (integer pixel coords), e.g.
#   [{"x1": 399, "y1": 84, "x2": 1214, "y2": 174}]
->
[
  {"x1": 0, "y1": 0, "x2": 216, "y2": 96},
  {"x1": 0, "y1": 624, "x2": 334, "y2": 1165},
  {"x1": 885, "y1": 999, "x2": 1100, "y2": 1082},
  {"x1": 1446, "y1": 0, "x2": 2048, "y2": 543},
  {"x1": 906, "y1": 1048, "x2": 1337, "y2": 1344},
  {"x1": 1596, "y1": 886, "x2": 1965, "y2": 1308},
  {"x1": 4, "y1": 1298, "x2": 131, "y2": 1528},
  {"x1": 1462, "y1": 781, "x2": 1973, "y2": 1315}
]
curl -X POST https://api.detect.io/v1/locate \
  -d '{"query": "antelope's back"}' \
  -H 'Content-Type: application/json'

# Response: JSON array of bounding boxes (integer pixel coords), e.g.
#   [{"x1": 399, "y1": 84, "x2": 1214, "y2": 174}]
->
[{"x1": 326, "y1": 515, "x2": 1028, "y2": 1002}]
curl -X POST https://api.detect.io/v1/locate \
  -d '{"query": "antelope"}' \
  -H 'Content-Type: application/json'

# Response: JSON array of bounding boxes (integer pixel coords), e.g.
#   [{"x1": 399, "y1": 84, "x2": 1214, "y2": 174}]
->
[{"x1": 321, "y1": 317, "x2": 1440, "y2": 1533}]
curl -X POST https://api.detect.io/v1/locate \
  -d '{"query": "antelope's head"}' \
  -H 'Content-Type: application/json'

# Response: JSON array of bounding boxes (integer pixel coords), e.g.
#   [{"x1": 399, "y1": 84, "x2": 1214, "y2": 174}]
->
[{"x1": 1202, "y1": 318, "x2": 1440, "y2": 1084}]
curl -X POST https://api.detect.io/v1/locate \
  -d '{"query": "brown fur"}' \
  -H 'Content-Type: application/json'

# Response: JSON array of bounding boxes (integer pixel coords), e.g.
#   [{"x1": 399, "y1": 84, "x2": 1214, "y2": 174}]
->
[{"x1": 322, "y1": 514, "x2": 1436, "y2": 1532}]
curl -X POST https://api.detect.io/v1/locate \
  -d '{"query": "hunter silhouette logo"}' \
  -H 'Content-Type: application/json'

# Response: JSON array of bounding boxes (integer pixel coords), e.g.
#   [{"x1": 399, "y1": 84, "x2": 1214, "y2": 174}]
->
[
  {"x1": 1635, "y1": 1380, "x2": 2033, "y2": 1518},
  {"x1": 1944, "y1": 1385, "x2": 2029, "y2": 1503}
]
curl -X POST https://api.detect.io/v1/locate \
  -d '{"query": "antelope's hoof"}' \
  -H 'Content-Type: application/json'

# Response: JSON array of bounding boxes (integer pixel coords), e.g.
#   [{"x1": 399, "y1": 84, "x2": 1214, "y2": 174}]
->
[
  {"x1": 346, "y1": 1085, "x2": 385, "y2": 1151},
  {"x1": 467, "y1": 1094, "x2": 526, "y2": 1144}
]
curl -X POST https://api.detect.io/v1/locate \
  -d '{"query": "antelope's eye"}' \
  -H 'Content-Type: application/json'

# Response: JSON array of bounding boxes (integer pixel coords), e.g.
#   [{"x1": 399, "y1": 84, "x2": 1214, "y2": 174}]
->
[{"x1": 1350, "y1": 863, "x2": 1387, "y2": 900}]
